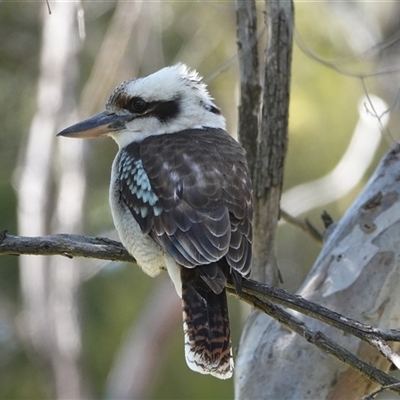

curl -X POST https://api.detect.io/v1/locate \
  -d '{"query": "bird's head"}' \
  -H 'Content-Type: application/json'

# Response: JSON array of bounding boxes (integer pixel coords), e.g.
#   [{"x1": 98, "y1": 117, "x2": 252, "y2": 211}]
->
[{"x1": 57, "y1": 64, "x2": 226, "y2": 148}]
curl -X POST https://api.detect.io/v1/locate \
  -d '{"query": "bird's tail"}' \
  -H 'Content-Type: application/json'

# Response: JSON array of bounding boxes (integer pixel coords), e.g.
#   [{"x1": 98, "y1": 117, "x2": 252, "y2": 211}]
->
[{"x1": 181, "y1": 267, "x2": 233, "y2": 379}]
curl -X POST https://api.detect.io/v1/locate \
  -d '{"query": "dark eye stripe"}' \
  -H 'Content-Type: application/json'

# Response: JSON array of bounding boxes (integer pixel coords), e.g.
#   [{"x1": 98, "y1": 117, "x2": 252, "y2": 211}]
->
[
  {"x1": 120, "y1": 97, "x2": 180, "y2": 123},
  {"x1": 151, "y1": 100, "x2": 180, "y2": 123}
]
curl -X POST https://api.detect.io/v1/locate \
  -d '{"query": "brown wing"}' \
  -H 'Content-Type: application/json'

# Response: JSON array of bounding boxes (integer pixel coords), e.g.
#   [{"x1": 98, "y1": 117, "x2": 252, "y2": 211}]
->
[{"x1": 119, "y1": 128, "x2": 253, "y2": 279}]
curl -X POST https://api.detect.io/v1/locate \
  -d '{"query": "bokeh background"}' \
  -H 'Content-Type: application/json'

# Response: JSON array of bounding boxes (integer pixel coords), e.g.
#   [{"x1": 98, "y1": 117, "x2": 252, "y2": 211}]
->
[{"x1": 1, "y1": 1, "x2": 400, "y2": 399}]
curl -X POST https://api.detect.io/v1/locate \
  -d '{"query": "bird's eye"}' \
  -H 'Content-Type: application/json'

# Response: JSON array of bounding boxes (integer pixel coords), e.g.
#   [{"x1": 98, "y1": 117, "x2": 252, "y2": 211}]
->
[{"x1": 129, "y1": 98, "x2": 147, "y2": 113}]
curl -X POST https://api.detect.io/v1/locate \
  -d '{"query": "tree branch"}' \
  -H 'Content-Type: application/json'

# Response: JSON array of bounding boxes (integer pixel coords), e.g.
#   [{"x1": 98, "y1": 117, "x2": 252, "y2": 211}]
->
[
  {"x1": 0, "y1": 231, "x2": 134, "y2": 263},
  {"x1": 227, "y1": 280, "x2": 400, "y2": 372},
  {"x1": 228, "y1": 287, "x2": 400, "y2": 395},
  {"x1": 3, "y1": 230, "x2": 400, "y2": 394},
  {"x1": 236, "y1": 0, "x2": 261, "y2": 179},
  {"x1": 279, "y1": 208, "x2": 323, "y2": 244}
]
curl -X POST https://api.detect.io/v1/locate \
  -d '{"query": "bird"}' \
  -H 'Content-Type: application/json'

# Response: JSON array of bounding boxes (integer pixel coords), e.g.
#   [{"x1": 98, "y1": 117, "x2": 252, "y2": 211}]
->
[{"x1": 58, "y1": 64, "x2": 253, "y2": 379}]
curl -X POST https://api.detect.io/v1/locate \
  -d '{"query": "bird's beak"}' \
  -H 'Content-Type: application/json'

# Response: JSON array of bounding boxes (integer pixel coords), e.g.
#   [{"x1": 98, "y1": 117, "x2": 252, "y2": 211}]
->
[{"x1": 57, "y1": 110, "x2": 131, "y2": 139}]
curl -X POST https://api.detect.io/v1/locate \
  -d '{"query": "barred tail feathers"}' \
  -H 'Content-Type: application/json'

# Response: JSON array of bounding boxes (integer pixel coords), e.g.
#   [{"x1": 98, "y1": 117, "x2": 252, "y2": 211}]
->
[{"x1": 181, "y1": 267, "x2": 233, "y2": 379}]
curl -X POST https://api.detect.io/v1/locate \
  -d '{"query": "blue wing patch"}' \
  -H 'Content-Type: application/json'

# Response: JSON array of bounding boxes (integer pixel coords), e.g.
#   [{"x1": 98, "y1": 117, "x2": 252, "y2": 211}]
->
[{"x1": 118, "y1": 149, "x2": 162, "y2": 230}]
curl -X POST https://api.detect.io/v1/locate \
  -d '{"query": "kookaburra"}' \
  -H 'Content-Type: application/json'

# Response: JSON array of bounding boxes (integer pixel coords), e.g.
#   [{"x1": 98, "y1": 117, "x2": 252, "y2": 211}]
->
[{"x1": 58, "y1": 64, "x2": 253, "y2": 379}]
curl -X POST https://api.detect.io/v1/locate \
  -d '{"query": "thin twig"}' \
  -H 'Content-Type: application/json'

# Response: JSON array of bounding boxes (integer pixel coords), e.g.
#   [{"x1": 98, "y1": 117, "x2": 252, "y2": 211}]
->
[
  {"x1": 360, "y1": 382, "x2": 400, "y2": 400},
  {"x1": 280, "y1": 208, "x2": 323, "y2": 244},
  {"x1": 45, "y1": 0, "x2": 52, "y2": 15},
  {"x1": 295, "y1": 30, "x2": 400, "y2": 78}
]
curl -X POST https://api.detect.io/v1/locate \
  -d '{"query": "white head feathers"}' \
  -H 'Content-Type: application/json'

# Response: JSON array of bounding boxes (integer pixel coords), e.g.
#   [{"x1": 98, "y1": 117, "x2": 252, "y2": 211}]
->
[{"x1": 106, "y1": 64, "x2": 226, "y2": 148}]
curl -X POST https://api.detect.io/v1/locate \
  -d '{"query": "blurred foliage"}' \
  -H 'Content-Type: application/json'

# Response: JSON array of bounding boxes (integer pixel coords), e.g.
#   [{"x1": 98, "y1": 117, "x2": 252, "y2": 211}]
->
[
  {"x1": 0, "y1": 0, "x2": 399, "y2": 399},
  {"x1": 83, "y1": 264, "x2": 154, "y2": 397}
]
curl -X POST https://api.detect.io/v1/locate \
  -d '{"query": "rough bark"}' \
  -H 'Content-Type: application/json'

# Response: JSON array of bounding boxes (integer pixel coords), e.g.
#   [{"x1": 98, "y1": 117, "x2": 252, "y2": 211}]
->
[
  {"x1": 236, "y1": 0, "x2": 261, "y2": 179},
  {"x1": 236, "y1": 0, "x2": 293, "y2": 286},
  {"x1": 235, "y1": 0, "x2": 293, "y2": 393},
  {"x1": 0, "y1": 232, "x2": 134, "y2": 263}
]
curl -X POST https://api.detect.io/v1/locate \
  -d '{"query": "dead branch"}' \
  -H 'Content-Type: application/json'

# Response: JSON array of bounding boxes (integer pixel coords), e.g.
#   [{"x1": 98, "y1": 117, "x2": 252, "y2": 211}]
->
[
  {"x1": 3, "y1": 229, "x2": 400, "y2": 394},
  {"x1": 0, "y1": 231, "x2": 134, "y2": 263}
]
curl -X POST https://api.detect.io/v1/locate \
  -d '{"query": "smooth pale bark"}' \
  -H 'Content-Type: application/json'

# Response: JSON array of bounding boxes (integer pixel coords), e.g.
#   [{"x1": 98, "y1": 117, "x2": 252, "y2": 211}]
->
[{"x1": 235, "y1": 143, "x2": 400, "y2": 399}]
